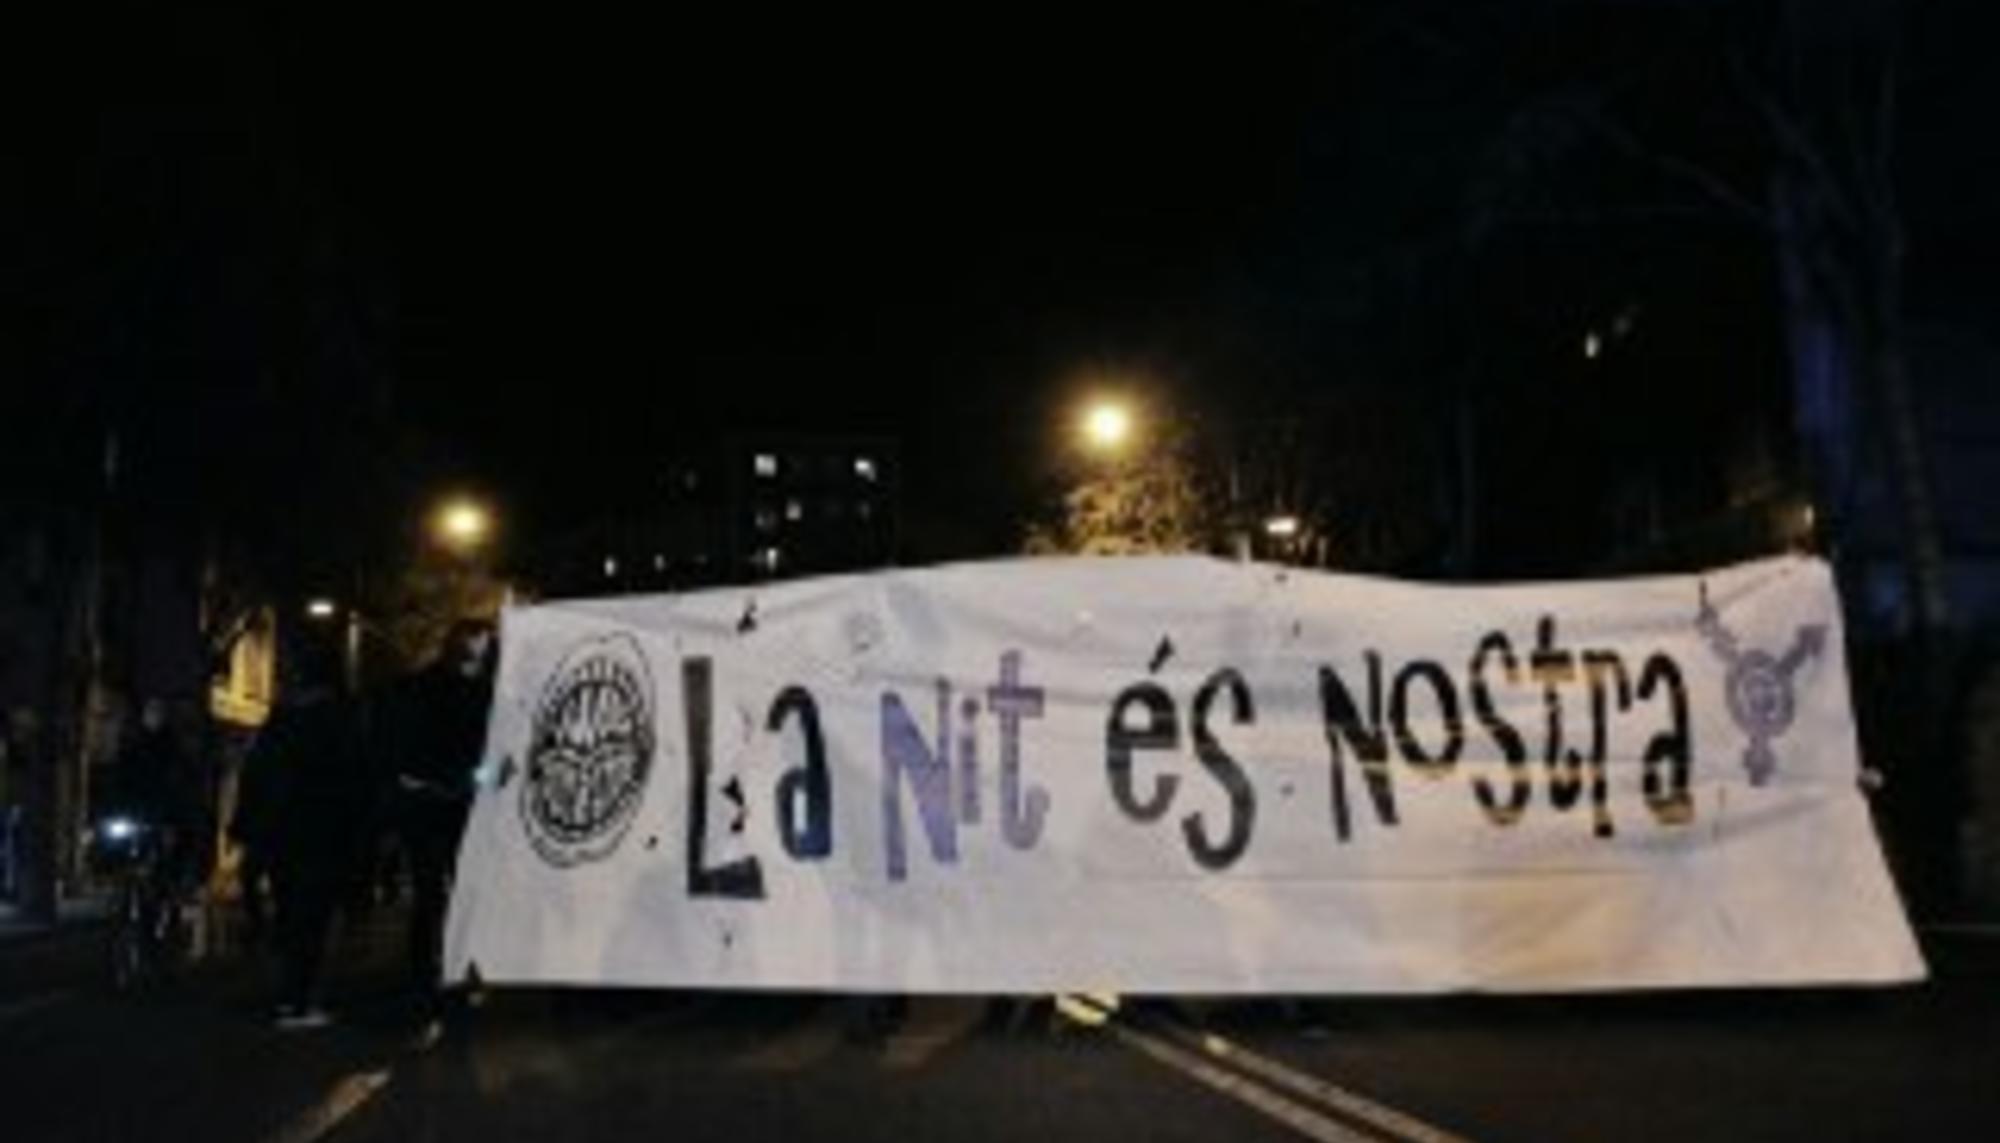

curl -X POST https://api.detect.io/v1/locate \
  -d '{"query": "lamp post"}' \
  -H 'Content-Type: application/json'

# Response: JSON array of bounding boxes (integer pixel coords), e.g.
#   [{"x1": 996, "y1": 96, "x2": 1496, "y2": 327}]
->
[
  {"x1": 424, "y1": 493, "x2": 505, "y2": 655},
  {"x1": 1062, "y1": 392, "x2": 1321, "y2": 565},
  {"x1": 1069, "y1": 394, "x2": 1260, "y2": 560},
  {"x1": 1079, "y1": 398, "x2": 1136, "y2": 459},
  {"x1": 432, "y1": 497, "x2": 492, "y2": 553},
  {"x1": 304, "y1": 597, "x2": 366, "y2": 693}
]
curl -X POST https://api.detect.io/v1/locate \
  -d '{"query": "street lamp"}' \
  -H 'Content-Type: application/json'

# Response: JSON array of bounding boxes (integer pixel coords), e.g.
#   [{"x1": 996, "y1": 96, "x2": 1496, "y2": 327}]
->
[
  {"x1": 433, "y1": 497, "x2": 492, "y2": 552},
  {"x1": 1080, "y1": 399, "x2": 1135, "y2": 456},
  {"x1": 1264, "y1": 515, "x2": 1300, "y2": 539},
  {"x1": 305, "y1": 598, "x2": 338, "y2": 620}
]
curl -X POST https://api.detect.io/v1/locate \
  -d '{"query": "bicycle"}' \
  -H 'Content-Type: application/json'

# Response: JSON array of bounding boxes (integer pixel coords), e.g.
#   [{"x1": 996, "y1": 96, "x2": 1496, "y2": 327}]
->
[{"x1": 100, "y1": 816, "x2": 193, "y2": 992}]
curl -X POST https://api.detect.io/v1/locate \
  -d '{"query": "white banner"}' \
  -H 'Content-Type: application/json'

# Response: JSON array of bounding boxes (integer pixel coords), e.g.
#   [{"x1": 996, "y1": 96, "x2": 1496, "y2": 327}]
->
[{"x1": 446, "y1": 555, "x2": 1924, "y2": 993}]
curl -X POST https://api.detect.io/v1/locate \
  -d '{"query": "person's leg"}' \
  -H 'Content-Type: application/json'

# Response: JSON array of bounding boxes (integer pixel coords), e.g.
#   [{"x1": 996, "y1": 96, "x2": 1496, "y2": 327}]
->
[
  {"x1": 4, "y1": 806, "x2": 21, "y2": 900},
  {"x1": 0, "y1": 807, "x2": 15, "y2": 899},
  {"x1": 404, "y1": 827, "x2": 469, "y2": 1047},
  {"x1": 272, "y1": 860, "x2": 336, "y2": 1022},
  {"x1": 293, "y1": 870, "x2": 336, "y2": 1014},
  {"x1": 271, "y1": 859, "x2": 309, "y2": 1014},
  {"x1": 404, "y1": 829, "x2": 450, "y2": 1000},
  {"x1": 240, "y1": 847, "x2": 269, "y2": 949}
]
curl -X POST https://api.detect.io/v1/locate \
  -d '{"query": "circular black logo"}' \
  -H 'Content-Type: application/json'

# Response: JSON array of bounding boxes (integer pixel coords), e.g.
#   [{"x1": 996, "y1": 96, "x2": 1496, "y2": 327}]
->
[{"x1": 520, "y1": 634, "x2": 655, "y2": 867}]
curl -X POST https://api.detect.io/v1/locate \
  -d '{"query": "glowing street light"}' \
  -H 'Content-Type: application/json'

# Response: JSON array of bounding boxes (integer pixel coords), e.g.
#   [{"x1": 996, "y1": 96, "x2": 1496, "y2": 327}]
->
[
  {"x1": 305, "y1": 598, "x2": 338, "y2": 620},
  {"x1": 433, "y1": 497, "x2": 492, "y2": 551},
  {"x1": 1264, "y1": 515, "x2": 1300, "y2": 539},
  {"x1": 1080, "y1": 399, "x2": 1135, "y2": 455}
]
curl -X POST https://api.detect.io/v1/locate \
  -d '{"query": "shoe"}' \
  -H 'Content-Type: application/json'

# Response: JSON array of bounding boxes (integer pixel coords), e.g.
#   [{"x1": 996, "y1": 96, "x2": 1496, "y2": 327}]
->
[
  {"x1": 412, "y1": 1018, "x2": 444, "y2": 1052},
  {"x1": 275, "y1": 1006, "x2": 333, "y2": 1030}
]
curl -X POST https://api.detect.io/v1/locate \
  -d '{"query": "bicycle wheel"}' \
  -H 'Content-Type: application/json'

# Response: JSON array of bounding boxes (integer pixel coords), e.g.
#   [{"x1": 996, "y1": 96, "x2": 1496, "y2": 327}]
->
[{"x1": 109, "y1": 895, "x2": 148, "y2": 991}]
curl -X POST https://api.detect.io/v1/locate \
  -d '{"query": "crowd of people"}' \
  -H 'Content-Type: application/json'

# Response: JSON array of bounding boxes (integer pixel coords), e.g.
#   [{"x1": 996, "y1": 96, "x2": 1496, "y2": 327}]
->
[{"x1": 220, "y1": 618, "x2": 496, "y2": 1032}]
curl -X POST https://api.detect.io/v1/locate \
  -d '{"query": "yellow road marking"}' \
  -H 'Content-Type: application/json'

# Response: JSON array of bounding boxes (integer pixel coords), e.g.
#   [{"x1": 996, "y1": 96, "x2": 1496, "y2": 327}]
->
[
  {"x1": 1061, "y1": 995, "x2": 1473, "y2": 1143},
  {"x1": 1103, "y1": 1019, "x2": 1377, "y2": 1143},
  {"x1": 264, "y1": 1069, "x2": 392, "y2": 1143}
]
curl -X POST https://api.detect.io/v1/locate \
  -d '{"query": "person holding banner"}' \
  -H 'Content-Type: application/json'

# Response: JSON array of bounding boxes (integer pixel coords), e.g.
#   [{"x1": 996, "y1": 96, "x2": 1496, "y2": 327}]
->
[
  {"x1": 383, "y1": 619, "x2": 496, "y2": 1037},
  {"x1": 239, "y1": 642, "x2": 372, "y2": 1028}
]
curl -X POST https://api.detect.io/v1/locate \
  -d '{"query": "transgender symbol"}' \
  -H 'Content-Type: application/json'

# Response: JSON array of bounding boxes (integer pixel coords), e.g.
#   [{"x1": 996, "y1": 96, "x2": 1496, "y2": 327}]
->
[{"x1": 1695, "y1": 581, "x2": 1826, "y2": 787}]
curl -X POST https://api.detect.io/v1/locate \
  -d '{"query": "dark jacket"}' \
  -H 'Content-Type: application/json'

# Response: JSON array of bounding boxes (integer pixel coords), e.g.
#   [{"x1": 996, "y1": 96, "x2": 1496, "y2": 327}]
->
[
  {"x1": 235, "y1": 693, "x2": 372, "y2": 875},
  {"x1": 383, "y1": 662, "x2": 493, "y2": 841}
]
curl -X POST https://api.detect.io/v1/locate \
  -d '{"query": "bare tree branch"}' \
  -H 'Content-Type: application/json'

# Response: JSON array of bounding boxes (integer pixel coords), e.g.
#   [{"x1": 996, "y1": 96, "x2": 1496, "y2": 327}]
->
[
  {"x1": 1729, "y1": 51, "x2": 1863, "y2": 235},
  {"x1": 1494, "y1": 204, "x2": 1723, "y2": 229},
  {"x1": 1870, "y1": 51, "x2": 1901, "y2": 247},
  {"x1": 1832, "y1": 55, "x2": 1875, "y2": 217},
  {"x1": 1575, "y1": 105, "x2": 1769, "y2": 227},
  {"x1": 1797, "y1": 207, "x2": 1866, "y2": 334},
  {"x1": 1368, "y1": 7, "x2": 1467, "y2": 62}
]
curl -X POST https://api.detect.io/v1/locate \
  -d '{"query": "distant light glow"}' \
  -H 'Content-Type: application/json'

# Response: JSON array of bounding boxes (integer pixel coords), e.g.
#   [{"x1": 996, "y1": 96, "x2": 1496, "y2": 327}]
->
[
  {"x1": 603, "y1": 556, "x2": 619, "y2": 579},
  {"x1": 436, "y1": 498, "x2": 492, "y2": 548},
  {"x1": 854, "y1": 456, "x2": 878, "y2": 482},
  {"x1": 1264, "y1": 515, "x2": 1301, "y2": 539},
  {"x1": 305, "y1": 598, "x2": 337, "y2": 620},
  {"x1": 102, "y1": 816, "x2": 139, "y2": 842},
  {"x1": 1789, "y1": 502, "x2": 1818, "y2": 550},
  {"x1": 1082, "y1": 401, "x2": 1134, "y2": 453},
  {"x1": 753, "y1": 453, "x2": 778, "y2": 478},
  {"x1": 1584, "y1": 330, "x2": 1602, "y2": 360}
]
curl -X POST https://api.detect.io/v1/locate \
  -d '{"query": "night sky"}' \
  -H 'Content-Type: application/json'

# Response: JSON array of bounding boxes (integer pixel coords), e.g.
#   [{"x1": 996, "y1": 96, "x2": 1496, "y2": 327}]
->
[
  {"x1": 330, "y1": 7, "x2": 1342, "y2": 551},
  {"x1": 7, "y1": 2, "x2": 1999, "y2": 580}
]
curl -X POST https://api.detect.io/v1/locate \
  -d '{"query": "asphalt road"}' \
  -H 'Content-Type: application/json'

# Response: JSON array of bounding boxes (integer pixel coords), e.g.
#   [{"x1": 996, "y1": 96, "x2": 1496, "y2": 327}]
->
[{"x1": 3, "y1": 907, "x2": 1996, "y2": 1143}]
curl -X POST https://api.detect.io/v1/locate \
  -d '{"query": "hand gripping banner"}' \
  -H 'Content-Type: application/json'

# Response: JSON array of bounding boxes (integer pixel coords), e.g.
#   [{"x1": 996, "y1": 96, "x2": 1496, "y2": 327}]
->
[{"x1": 446, "y1": 555, "x2": 1924, "y2": 993}]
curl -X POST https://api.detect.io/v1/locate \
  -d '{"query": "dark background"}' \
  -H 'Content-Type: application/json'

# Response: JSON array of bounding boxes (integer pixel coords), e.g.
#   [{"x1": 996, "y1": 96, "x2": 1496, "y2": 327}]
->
[{"x1": 4, "y1": 1, "x2": 1997, "y2": 579}]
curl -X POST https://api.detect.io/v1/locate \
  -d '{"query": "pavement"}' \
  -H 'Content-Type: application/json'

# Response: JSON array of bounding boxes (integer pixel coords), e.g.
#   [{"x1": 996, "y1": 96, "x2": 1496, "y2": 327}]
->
[
  {"x1": 0, "y1": 895, "x2": 417, "y2": 1143},
  {"x1": 0, "y1": 893, "x2": 111, "y2": 943},
  {"x1": 3, "y1": 901, "x2": 1999, "y2": 1143}
]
